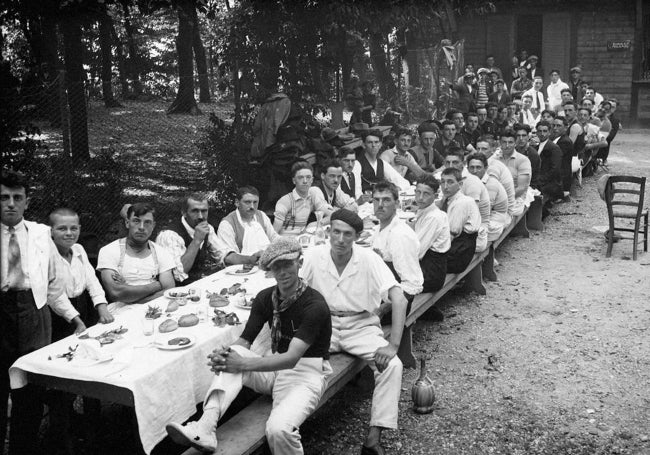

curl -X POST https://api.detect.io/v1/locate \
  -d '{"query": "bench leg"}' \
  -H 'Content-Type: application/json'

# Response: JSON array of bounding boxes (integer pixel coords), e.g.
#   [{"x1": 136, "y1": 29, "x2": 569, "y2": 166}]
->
[
  {"x1": 527, "y1": 198, "x2": 545, "y2": 231},
  {"x1": 397, "y1": 326, "x2": 417, "y2": 369},
  {"x1": 482, "y1": 246, "x2": 497, "y2": 282},
  {"x1": 510, "y1": 215, "x2": 530, "y2": 238},
  {"x1": 464, "y1": 263, "x2": 486, "y2": 295}
]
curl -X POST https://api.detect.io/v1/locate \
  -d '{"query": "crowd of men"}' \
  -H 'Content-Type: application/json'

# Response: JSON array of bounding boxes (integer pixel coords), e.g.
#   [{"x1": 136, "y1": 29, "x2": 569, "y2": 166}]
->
[{"x1": 1, "y1": 56, "x2": 622, "y2": 455}]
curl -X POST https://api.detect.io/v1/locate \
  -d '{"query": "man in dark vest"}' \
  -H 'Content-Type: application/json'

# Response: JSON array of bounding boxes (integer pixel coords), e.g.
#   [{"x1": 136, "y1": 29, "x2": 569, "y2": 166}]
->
[
  {"x1": 217, "y1": 186, "x2": 278, "y2": 266},
  {"x1": 357, "y1": 129, "x2": 409, "y2": 194},
  {"x1": 313, "y1": 159, "x2": 359, "y2": 212},
  {"x1": 156, "y1": 193, "x2": 223, "y2": 284}
]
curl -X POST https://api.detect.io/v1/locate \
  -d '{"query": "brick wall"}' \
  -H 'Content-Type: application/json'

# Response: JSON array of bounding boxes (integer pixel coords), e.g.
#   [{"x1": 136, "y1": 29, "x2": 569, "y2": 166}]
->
[{"x1": 575, "y1": 10, "x2": 635, "y2": 119}]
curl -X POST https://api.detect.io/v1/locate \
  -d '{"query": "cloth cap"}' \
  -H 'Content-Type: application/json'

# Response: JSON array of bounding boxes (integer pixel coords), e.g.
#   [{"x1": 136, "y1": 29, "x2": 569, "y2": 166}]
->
[
  {"x1": 528, "y1": 55, "x2": 538, "y2": 61},
  {"x1": 259, "y1": 237, "x2": 302, "y2": 271},
  {"x1": 495, "y1": 78, "x2": 505, "y2": 84},
  {"x1": 477, "y1": 67, "x2": 489, "y2": 75},
  {"x1": 321, "y1": 127, "x2": 339, "y2": 142},
  {"x1": 330, "y1": 209, "x2": 364, "y2": 233},
  {"x1": 463, "y1": 72, "x2": 475, "y2": 79},
  {"x1": 417, "y1": 121, "x2": 439, "y2": 135},
  {"x1": 570, "y1": 66, "x2": 582, "y2": 73}
]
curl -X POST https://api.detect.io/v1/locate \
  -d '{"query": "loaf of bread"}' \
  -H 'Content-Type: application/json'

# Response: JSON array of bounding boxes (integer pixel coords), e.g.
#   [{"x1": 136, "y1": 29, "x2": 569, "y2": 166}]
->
[
  {"x1": 166, "y1": 300, "x2": 179, "y2": 313},
  {"x1": 178, "y1": 314, "x2": 199, "y2": 327},
  {"x1": 159, "y1": 319, "x2": 178, "y2": 333}
]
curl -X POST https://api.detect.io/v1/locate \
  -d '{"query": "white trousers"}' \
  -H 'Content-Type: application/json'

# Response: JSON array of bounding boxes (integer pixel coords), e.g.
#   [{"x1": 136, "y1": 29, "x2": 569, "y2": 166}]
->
[
  {"x1": 203, "y1": 346, "x2": 332, "y2": 455},
  {"x1": 475, "y1": 224, "x2": 488, "y2": 253},
  {"x1": 329, "y1": 313, "x2": 402, "y2": 429},
  {"x1": 487, "y1": 212, "x2": 512, "y2": 242}
]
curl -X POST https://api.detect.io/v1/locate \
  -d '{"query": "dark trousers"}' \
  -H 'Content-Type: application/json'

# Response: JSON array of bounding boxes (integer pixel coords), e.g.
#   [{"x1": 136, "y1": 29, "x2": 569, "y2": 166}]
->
[
  {"x1": 446, "y1": 231, "x2": 478, "y2": 274},
  {"x1": 420, "y1": 250, "x2": 448, "y2": 293},
  {"x1": 561, "y1": 153, "x2": 574, "y2": 192},
  {"x1": 1, "y1": 290, "x2": 51, "y2": 455}
]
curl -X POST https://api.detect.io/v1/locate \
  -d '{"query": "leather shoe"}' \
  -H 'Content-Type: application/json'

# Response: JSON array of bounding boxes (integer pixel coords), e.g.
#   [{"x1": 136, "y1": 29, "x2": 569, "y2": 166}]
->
[{"x1": 361, "y1": 443, "x2": 386, "y2": 455}]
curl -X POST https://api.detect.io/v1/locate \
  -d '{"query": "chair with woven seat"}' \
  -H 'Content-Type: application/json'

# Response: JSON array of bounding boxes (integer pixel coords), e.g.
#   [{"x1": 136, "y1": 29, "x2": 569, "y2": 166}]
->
[{"x1": 604, "y1": 176, "x2": 648, "y2": 260}]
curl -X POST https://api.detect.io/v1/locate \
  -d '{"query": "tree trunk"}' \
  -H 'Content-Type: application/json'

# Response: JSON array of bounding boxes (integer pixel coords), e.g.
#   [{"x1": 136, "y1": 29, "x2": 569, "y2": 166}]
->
[
  {"x1": 99, "y1": 6, "x2": 122, "y2": 107},
  {"x1": 120, "y1": 1, "x2": 142, "y2": 98},
  {"x1": 337, "y1": 28, "x2": 352, "y2": 94},
  {"x1": 405, "y1": 30, "x2": 420, "y2": 88},
  {"x1": 109, "y1": 18, "x2": 129, "y2": 97},
  {"x1": 369, "y1": 31, "x2": 396, "y2": 103},
  {"x1": 61, "y1": 17, "x2": 90, "y2": 161},
  {"x1": 168, "y1": 0, "x2": 200, "y2": 115},
  {"x1": 191, "y1": 6, "x2": 211, "y2": 103}
]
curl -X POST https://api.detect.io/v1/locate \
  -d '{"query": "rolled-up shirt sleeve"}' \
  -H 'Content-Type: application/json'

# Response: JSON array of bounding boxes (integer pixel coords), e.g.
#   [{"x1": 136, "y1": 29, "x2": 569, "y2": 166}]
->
[{"x1": 79, "y1": 246, "x2": 108, "y2": 306}]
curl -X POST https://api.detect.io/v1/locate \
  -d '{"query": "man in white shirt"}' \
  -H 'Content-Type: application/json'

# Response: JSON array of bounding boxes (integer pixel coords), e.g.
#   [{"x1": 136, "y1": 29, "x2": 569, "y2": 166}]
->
[
  {"x1": 301, "y1": 209, "x2": 408, "y2": 455},
  {"x1": 519, "y1": 94, "x2": 541, "y2": 130},
  {"x1": 476, "y1": 138, "x2": 516, "y2": 216},
  {"x1": 371, "y1": 181, "x2": 423, "y2": 300},
  {"x1": 1, "y1": 169, "x2": 84, "y2": 455},
  {"x1": 523, "y1": 77, "x2": 545, "y2": 117},
  {"x1": 48, "y1": 207, "x2": 113, "y2": 455},
  {"x1": 273, "y1": 161, "x2": 333, "y2": 235},
  {"x1": 156, "y1": 193, "x2": 224, "y2": 284},
  {"x1": 437, "y1": 168, "x2": 481, "y2": 274},
  {"x1": 546, "y1": 69, "x2": 569, "y2": 111},
  {"x1": 97, "y1": 203, "x2": 176, "y2": 303},
  {"x1": 357, "y1": 129, "x2": 410, "y2": 194},
  {"x1": 217, "y1": 186, "x2": 278, "y2": 265},
  {"x1": 379, "y1": 127, "x2": 424, "y2": 180},
  {"x1": 411, "y1": 174, "x2": 450, "y2": 293},
  {"x1": 312, "y1": 159, "x2": 359, "y2": 212}
]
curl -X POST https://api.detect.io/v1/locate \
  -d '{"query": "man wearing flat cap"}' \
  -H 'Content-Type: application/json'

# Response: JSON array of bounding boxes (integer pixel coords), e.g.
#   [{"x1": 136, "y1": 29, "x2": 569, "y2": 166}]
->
[
  {"x1": 410, "y1": 121, "x2": 444, "y2": 172},
  {"x1": 568, "y1": 66, "x2": 584, "y2": 102},
  {"x1": 167, "y1": 237, "x2": 332, "y2": 454},
  {"x1": 301, "y1": 209, "x2": 409, "y2": 455}
]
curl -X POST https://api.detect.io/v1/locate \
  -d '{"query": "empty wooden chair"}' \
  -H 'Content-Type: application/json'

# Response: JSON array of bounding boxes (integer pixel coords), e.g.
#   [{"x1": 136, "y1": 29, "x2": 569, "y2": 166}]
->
[{"x1": 605, "y1": 176, "x2": 648, "y2": 260}]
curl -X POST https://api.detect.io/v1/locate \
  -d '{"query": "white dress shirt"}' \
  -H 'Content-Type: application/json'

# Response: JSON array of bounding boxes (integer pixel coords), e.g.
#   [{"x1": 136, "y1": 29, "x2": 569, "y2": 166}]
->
[
  {"x1": 411, "y1": 203, "x2": 451, "y2": 258},
  {"x1": 1, "y1": 220, "x2": 79, "y2": 321},
  {"x1": 301, "y1": 244, "x2": 399, "y2": 313},
  {"x1": 546, "y1": 79, "x2": 569, "y2": 110},
  {"x1": 156, "y1": 217, "x2": 224, "y2": 282},
  {"x1": 372, "y1": 215, "x2": 423, "y2": 295},
  {"x1": 441, "y1": 191, "x2": 481, "y2": 237},
  {"x1": 217, "y1": 210, "x2": 277, "y2": 259},
  {"x1": 56, "y1": 244, "x2": 108, "y2": 305}
]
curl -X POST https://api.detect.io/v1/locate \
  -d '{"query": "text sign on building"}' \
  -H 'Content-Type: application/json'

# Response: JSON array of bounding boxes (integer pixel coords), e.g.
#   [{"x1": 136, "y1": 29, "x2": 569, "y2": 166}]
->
[{"x1": 607, "y1": 40, "x2": 631, "y2": 51}]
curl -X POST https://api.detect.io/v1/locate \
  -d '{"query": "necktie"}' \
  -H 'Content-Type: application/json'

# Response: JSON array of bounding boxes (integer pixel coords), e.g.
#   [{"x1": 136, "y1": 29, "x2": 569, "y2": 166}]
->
[
  {"x1": 346, "y1": 172, "x2": 355, "y2": 197},
  {"x1": 6, "y1": 227, "x2": 24, "y2": 289},
  {"x1": 441, "y1": 198, "x2": 449, "y2": 212}
]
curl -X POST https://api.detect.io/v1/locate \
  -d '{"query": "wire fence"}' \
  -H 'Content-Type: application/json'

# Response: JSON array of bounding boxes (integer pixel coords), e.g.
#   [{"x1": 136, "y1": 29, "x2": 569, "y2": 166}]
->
[{"x1": 1, "y1": 71, "x2": 239, "y2": 248}]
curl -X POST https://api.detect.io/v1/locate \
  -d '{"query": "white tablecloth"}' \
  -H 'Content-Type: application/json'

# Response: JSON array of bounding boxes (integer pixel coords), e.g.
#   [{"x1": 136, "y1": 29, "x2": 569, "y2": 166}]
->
[{"x1": 9, "y1": 265, "x2": 275, "y2": 454}]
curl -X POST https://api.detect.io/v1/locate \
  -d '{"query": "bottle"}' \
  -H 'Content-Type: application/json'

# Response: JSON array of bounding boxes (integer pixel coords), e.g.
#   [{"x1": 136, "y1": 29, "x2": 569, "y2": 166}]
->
[{"x1": 314, "y1": 210, "x2": 326, "y2": 245}]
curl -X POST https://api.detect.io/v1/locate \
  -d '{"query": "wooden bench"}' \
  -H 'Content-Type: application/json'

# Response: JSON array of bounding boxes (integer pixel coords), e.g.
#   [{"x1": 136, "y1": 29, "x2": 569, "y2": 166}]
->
[{"x1": 182, "y1": 203, "x2": 532, "y2": 454}]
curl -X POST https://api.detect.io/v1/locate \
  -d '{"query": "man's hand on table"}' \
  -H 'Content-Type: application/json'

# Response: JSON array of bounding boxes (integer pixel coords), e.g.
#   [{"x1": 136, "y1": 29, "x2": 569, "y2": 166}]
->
[
  {"x1": 374, "y1": 344, "x2": 398, "y2": 373},
  {"x1": 71, "y1": 316, "x2": 87, "y2": 334},
  {"x1": 97, "y1": 303, "x2": 115, "y2": 324}
]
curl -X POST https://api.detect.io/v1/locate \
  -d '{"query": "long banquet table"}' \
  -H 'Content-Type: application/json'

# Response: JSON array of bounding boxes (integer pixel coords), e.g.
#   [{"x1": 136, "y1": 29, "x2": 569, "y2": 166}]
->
[{"x1": 9, "y1": 265, "x2": 276, "y2": 454}]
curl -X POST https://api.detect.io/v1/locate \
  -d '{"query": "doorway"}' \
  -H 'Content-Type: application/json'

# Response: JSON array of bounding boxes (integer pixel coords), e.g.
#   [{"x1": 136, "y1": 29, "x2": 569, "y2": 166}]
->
[{"x1": 516, "y1": 14, "x2": 543, "y2": 67}]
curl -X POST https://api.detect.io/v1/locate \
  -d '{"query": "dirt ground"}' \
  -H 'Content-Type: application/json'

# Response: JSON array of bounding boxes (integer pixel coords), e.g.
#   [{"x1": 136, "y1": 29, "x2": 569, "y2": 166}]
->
[{"x1": 300, "y1": 131, "x2": 650, "y2": 455}]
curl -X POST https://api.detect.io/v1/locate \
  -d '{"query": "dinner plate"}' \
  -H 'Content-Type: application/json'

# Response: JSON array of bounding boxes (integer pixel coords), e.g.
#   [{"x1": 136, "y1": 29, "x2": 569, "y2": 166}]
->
[
  {"x1": 225, "y1": 266, "x2": 258, "y2": 276},
  {"x1": 355, "y1": 240, "x2": 372, "y2": 247},
  {"x1": 155, "y1": 335, "x2": 196, "y2": 351},
  {"x1": 164, "y1": 288, "x2": 190, "y2": 299},
  {"x1": 398, "y1": 211, "x2": 416, "y2": 220}
]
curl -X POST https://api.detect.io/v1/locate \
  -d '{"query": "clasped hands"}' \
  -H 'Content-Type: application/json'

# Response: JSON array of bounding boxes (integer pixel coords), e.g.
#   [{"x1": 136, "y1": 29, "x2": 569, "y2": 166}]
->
[{"x1": 208, "y1": 346, "x2": 245, "y2": 374}]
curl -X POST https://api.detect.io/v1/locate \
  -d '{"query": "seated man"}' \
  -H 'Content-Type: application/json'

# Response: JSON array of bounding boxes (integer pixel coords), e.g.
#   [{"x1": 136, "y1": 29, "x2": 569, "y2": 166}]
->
[
  {"x1": 273, "y1": 161, "x2": 333, "y2": 235},
  {"x1": 156, "y1": 193, "x2": 223, "y2": 284},
  {"x1": 97, "y1": 203, "x2": 176, "y2": 303},
  {"x1": 217, "y1": 186, "x2": 279, "y2": 266},
  {"x1": 432, "y1": 120, "x2": 462, "y2": 159},
  {"x1": 380, "y1": 127, "x2": 424, "y2": 180},
  {"x1": 357, "y1": 129, "x2": 410, "y2": 194},
  {"x1": 49, "y1": 208, "x2": 114, "y2": 340},
  {"x1": 339, "y1": 146, "x2": 363, "y2": 200},
  {"x1": 437, "y1": 168, "x2": 481, "y2": 274},
  {"x1": 411, "y1": 175, "x2": 450, "y2": 293},
  {"x1": 458, "y1": 112, "x2": 481, "y2": 151},
  {"x1": 513, "y1": 123, "x2": 541, "y2": 189},
  {"x1": 370, "y1": 181, "x2": 423, "y2": 300},
  {"x1": 301, "y1": 209, "x2": 408, "y2": 455},
  {"x1": 166, "y1": 237, "x2": 332, "y2": 454},
  {"x1": 476, "y1": 137, "x2": 516, "y2": 216},
  {"x1": 519, "y1": 94, "x2": 540, "y2": 129},
  {"x1": 466, "y1": 153, "x2": 511, "y2": 241},
  {"x1": 312, "y1": 159, "x2": 359, "y2": 212},
  {"x1": 410, "y1": 121, "x2": 443, "y2": 171},
  {"x1": 443, "y1": 147, "x2": 490, "y2": 252},
  {"x1": 535, "y1": 120, "x2": 564, "y2": 216},
  {"x1": 496, "y1": 130, "x2": 533, "y2": 216}
]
